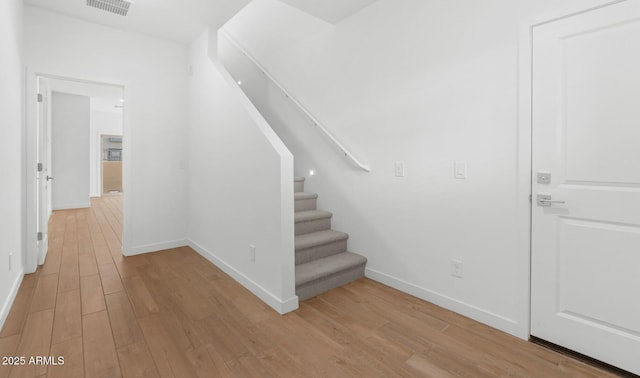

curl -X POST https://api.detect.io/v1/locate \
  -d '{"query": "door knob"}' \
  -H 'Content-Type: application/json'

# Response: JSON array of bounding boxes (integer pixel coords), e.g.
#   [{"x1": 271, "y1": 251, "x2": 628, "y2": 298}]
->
[
  {"x1": 537, "y1": 194, "x2": 565, "y2": 207},
  {"x1": 46, "y1": 176, "x2": 54, "y2": 181}
]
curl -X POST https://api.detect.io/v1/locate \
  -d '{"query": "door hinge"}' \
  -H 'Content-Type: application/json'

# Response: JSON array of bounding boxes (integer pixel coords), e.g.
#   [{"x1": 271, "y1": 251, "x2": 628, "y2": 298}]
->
[
  {"x1": 529, "y1": 194, "x2": 532, "y2": 203},
  {"x1": 37, "y1": 93, "x2": 43, "y2": 103},
  {"x1": 37, "y1": 232, "x2": 43, "y2": 241},
  {"x1": 37, "y1": 162, "x2": 43, "y2": 172}
]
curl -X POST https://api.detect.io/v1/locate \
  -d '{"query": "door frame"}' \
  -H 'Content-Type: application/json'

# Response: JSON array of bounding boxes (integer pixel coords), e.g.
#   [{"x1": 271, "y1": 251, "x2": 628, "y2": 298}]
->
[
  {"x1": 36, "y1": 82, "x2": 50, "y2": 266},
  {"x1": 24, "y1": 69, "x2": 130, "y2": 274},
  {"x1": 518, "y1": 0, "x2": 628, "y2": 340}
]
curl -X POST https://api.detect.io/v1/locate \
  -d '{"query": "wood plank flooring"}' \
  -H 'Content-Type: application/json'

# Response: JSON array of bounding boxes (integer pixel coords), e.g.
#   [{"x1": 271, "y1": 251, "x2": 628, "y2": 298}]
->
[{"x1": 0, "y1": 196, "x2": 620, "y2": 377}]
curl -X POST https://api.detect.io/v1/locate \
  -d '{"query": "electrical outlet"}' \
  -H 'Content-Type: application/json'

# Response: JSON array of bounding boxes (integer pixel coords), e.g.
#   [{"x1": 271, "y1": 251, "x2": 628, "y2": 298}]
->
[
  {"x1": 249, "y1": 245, "x2": 256, "y2": 262},
  {"x1": 451, "y1": 259, "x2": 463, "y2": 278}
]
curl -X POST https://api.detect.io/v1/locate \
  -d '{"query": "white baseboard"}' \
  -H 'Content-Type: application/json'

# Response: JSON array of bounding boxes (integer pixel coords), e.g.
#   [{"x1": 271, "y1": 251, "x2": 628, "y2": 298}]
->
[
  {"x1": 0, "y1": 268, "x2": 24, "y2": 332},
  {"x1": 123, "y1": 239, "x2": 187, "y2": 256},
  {"x1": 365, "y1": 268, "x2": 521, "y2": 337},
  {"x1": 52, "y1": 202, "x2": 91, "y2": 210},
  {"x1": 187, "y1": 239, "x2": 298, "y2": 315}
]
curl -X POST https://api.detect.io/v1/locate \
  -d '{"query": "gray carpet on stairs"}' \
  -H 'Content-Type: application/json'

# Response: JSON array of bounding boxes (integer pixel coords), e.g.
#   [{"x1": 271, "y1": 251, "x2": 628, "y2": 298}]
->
[
  {"x1": 293, "y1": 177, "x2": 367, "y2": 300},
  {"x1": 295, "y1": 230, "x2": 349, "y2": 265},
  {"x1": 295, "y1": 210, "x2": 332, "y2": 236}
]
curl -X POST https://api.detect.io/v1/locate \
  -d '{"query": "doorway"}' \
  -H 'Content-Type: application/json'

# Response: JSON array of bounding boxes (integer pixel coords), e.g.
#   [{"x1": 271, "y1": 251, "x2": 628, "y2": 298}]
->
[
  {"x1": 28, "y1": 74, "x2": 126, "y2": 273},
  {"x1": 100, "y1": 134, "x2": 123, "y2": 196},
  {"x1": 529, "y1": 1, "x2": 640, "y2": 375}
]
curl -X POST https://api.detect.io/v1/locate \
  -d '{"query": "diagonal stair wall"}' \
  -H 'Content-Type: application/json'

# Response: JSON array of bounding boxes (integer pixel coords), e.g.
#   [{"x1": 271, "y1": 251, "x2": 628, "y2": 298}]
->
[{"x1": 186, "y1": 28, "x2": 297, "y2": 314}]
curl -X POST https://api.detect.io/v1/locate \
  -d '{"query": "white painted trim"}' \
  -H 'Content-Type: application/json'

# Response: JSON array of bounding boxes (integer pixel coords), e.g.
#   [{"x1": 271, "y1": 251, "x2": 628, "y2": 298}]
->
[
  {"x1": 516, "y1": 21, "x2": 534, "y2": 341},
  {"x1": 528, "y1": 0, "x2": 627, "y2": 27},
  {"x1": 188, "y1": 239, "x2": 299, "y2": 315},
  {"x1": 365, "y1": 268, "x2": 520, "y2": 336},
  {"x1": 123, "y1": 239, "x2": 187, "y2": 256},
  {"x1": 25, "y1": 67, "x2": 39, "y2": 274},
  {"x1": 120, "y1": 85, "x2": 132, "y2": 255},
  {"x1": 0, "y1": 268, "x2": 24, "y2": 332},
  {"x1": 52, "y1": 203, "x2": 91, "y2": 210},
  {"x1": 96, "y1": 132, "x2": 103, "y2": 198}
]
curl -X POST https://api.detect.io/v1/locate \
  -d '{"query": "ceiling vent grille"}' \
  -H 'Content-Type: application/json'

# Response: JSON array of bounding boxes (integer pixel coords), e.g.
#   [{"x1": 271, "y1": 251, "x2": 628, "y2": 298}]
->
[{"x1": 86, "y1": 0, "x2": 132, "y2": 16}]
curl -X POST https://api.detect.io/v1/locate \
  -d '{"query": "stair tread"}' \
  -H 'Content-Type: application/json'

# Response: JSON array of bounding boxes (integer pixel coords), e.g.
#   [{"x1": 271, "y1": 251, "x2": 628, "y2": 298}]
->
[
  {"x1": 295, "y1": 252, "x2": 367, "y2": 287},
  {"x1": 294, "y1": 177, "x2": 306, "y2": 182},
  {"x1": 294, "y1": 192, "x2": 318, "y2": 200},
  {"x1": 295, "y1": 210, "x2": 332, "y2": 223},
  {"x1": 295, "y1": 230, "x2": 348, "y2": 251}
]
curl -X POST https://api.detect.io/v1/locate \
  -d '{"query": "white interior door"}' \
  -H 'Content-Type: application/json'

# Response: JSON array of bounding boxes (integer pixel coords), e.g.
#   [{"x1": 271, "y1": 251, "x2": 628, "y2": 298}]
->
[{"x1": 531, "y1": 1, "x2": 640, "y2": 375}]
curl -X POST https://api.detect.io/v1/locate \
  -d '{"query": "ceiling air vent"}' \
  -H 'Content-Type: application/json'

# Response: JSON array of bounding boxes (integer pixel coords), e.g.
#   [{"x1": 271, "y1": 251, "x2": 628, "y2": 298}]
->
[{"x1": 86, "y1": 0, "x2": 132, "y2": 16}]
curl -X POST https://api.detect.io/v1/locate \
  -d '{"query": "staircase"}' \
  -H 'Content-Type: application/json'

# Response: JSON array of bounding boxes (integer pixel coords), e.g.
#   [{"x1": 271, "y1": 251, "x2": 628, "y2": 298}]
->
[{"x1": 294, "y1": 177, "x2": 367, "y2": 300}]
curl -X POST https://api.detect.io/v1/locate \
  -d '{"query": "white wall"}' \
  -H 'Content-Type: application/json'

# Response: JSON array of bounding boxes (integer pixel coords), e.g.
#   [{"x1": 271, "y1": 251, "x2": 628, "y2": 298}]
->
[
  {"x1": 51, "y1": 92, "x2": 91, "y2": 210},
  {"x1": 24, "y1": 6, "x2": 189, "y2": 255},
  {"x1": 90, "y1": 110, "x2": 123, "y2": 197},
  {"x1": 223, "y1": 0, "x2": 331, "y2": 60},
  {"x1": 220, "y1": 0, "x2": 614, "y2": 338},
  {"x1": 187, "y1": 30, "x2": 296, "y2": 313},
  {"x1": 0, "y1": 0, "x2": 24, "y2": 331}
]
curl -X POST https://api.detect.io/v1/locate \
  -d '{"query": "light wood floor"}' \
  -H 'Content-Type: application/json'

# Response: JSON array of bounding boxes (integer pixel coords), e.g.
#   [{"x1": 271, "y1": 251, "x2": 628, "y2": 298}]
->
[{"x1": 0, "y1": 197, "x2": 620, "y2": 377}]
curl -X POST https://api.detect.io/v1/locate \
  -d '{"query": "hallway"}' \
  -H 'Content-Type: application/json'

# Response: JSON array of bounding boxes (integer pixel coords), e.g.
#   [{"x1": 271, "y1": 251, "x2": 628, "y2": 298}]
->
[{"x1": 0, "y1": 198, "x2": 617, "y2": 377}]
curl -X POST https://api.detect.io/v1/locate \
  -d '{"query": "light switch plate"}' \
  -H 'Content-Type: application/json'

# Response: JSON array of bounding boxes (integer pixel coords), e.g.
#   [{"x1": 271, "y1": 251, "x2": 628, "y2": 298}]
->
[
  {"x1": 394, "y1": 161, "x2": 405, "y2": 177},
  {"x1": 454, "y1": 161, "x2": 467, "y2": 179}
]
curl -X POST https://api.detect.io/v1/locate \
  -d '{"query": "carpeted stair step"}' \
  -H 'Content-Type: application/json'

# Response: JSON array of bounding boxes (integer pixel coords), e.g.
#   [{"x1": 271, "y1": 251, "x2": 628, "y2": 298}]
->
[
  {"x1": 295, "y1": 210, "x2": 332, "y2": 235},
  {"x1": 295, "y1": 252, "x2": 367, "y2": 300},
  {"x1": 294, "y1": 177, "x2": 305, "y2": 193},
  {"x1": 295, "y1": 230, "x2": 349, "y2": 265},
  {"x1": 294, "y1": 192, "x2": 318, "y2": 212},
  {"x1": 292, "y1": 177, "x2": 367, "y2": 300}
]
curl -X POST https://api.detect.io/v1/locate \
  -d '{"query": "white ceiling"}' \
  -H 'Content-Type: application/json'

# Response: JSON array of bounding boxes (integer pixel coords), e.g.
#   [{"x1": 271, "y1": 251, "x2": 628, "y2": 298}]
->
[
  {"x1": 23, "y1": 0, "x2": 251, "y2": 43},
  {"x1": 24, "y1": 0, "x2": 380, "y2": 43},
  {"x1": 279, "y1": 0, "x2": 378, "y2": 24}
]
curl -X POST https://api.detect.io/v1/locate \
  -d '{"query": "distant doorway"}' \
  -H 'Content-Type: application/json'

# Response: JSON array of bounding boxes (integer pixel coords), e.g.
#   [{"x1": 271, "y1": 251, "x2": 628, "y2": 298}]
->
[{"x1": 101, "y1": 134, "x2": 123, "y2": 195}]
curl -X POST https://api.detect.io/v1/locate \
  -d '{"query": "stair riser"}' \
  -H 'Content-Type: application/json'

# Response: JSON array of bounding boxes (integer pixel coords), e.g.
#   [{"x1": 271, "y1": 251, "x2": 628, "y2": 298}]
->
[
  {"x1": 294, "y1": 181, "x2": 304, "y2": 193},
  {"x1": 296, "y1": 239, "x2": 348, "y2": 265},
  {"x1": 296, "y1": 264, "x2": 366, "y2": 301},
  {"x1": 295, "y1": 218, "x2": 331, "y2": 235},
  {"x1": 295, "y1": 198, "x2": 317, "y2": 212}
]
